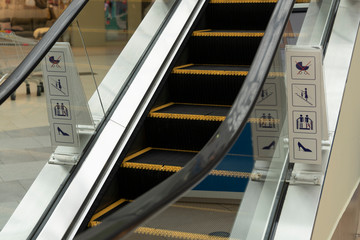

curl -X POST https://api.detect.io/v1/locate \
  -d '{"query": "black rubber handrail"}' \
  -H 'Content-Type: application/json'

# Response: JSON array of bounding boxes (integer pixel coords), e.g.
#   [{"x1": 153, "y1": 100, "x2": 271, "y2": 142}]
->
[
  {"x1": 0, "y1": 0, "x2": 88, "y2": 105},
  {"x1": 76, "y1": 0, "x2": 295, "y2": 239}
]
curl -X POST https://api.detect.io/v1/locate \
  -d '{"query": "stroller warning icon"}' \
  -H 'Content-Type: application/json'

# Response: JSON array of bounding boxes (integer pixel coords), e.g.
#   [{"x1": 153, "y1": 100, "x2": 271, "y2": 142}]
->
[
  {"x1": 291, "y1": 56, "x2": 315, "y2": 80},
  {"x1": 295, "y1": 61, "x2": 310, "y2": 75}
]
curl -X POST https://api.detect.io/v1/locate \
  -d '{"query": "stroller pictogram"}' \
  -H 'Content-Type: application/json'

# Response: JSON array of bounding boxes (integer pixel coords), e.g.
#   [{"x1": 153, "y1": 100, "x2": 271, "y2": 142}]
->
[
  {"x1": 49, "y1": 56, "x2": 61, "y2": 68},
  {"x1": 296, "y1": 61, "x2": 311, "y2": 75}
]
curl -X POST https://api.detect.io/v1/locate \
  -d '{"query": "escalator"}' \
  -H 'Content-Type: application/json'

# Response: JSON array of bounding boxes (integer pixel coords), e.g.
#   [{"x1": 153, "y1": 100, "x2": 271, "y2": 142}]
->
[
  {"x1": 78, "y1": 0, "x2": 280, "y2": 235},
  {"x1": 0, "y1": 0, "x2": 300, "y2": 239}
]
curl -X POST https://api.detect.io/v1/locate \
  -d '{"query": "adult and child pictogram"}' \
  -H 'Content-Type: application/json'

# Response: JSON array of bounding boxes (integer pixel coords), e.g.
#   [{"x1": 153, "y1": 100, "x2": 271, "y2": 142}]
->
[
  {"x1": 292, "y1": 84, "x2": 315, "y2": 107},
  {"x1": 48, "y1": 76, "x2": 69, "y2": 96},
  {"x1": 257, "y1": 83, "x2": 277, "y2": 106}
]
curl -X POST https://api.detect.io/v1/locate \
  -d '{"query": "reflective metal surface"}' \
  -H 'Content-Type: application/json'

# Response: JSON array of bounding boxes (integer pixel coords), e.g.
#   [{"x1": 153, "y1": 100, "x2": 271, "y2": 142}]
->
[
  {"x1": 297, "y1": 0, "x2": 339, "y2": 47},
  {"x1": 35, "y1": 1, "x2": 208, "y2": 239},
  {"x1": 274, "y1": 0, "x2": 360, "y2": 238}
]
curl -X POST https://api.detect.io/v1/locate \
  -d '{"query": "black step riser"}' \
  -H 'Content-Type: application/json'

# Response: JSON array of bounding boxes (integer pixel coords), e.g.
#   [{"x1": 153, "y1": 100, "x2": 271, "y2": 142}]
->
[
  {"x1": 117, "y1": 168, "x2": 173, "y2": 200},
  {"x1": 169, "y1": 74, "x2": 246, "y2": 105},
  {"x1": 190, "y1": 37, "x2": 262, "y2": 65},
  {"x1": 145, "y1": 118, "x2": 222, "y2": 151},
  {"x1": 205, "y1": 3, "x2": 275, "y2": 30}
]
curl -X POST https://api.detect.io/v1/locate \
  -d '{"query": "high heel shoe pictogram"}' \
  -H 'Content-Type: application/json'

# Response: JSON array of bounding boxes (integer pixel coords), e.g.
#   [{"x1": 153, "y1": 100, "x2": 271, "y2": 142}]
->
[
  {"x1": 262, "y1": 141, "x2": 275, "y2": 150},
  {"x1": 57, "y1": 127, "x2": 69, "y2": 136},
  {"x1": 298, "y1": 142, "x2": 312, "y2": 152}
]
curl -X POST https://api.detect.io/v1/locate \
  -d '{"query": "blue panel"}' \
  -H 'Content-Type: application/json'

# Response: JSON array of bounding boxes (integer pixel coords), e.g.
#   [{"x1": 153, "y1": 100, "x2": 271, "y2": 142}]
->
[
  {"x1": 215, "y1": 155, "x2": 254, "y2": 173},
  {"x1": 194, "y1": 122, "x2": 255, "y2": 192},
  {"x1": 193, "y1": 175, "x2": 250, "y2": 192},
  {"x1": 228, "y1": 123, "x2": 253, "y2": 155}
]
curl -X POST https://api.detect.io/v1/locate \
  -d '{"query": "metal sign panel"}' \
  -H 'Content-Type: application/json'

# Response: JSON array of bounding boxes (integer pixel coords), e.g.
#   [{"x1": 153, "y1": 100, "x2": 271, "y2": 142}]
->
[
  {"x1": 286, "y1": 46, "x2": 326, "y2": 164},
  {"x1": 42, "y1": 42, "x2": 93, "y2": 148}
]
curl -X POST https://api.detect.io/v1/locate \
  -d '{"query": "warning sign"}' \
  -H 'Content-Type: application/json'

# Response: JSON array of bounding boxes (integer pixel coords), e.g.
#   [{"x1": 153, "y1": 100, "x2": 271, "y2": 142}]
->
[{"x1": 286, "y1": 46, "x2": 327, "y2": 164}]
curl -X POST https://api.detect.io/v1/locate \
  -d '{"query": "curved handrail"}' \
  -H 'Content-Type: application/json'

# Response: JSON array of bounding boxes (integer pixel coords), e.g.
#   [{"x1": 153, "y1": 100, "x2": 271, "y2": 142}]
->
[
  {"x1": 0, "y1": 0, "x2": 88, "y2": 105},
  {"x1": 75, "y1": 0, "x2": 295, "y2": 239}
]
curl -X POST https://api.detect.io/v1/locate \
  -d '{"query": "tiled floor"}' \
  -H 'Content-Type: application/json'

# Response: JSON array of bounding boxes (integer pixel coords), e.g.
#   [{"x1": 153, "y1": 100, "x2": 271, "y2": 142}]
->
[
  {"x1": 0, "y1": 91, "x2": 51, "y2": 229},
  {"x1": 0, "y1": 46, "x2": 121, "y2": 231}
]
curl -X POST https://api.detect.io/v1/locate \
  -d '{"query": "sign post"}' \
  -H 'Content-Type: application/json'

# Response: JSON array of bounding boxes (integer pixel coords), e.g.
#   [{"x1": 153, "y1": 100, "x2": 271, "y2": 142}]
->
[{"x1": 42, "y1": 42, "x2": 94, "y2": 165}]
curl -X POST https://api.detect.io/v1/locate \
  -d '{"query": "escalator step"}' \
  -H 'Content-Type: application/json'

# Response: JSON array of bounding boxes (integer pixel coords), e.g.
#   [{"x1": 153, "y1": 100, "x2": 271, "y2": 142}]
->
[
  {"x1": 205, "y1": 1, "x2": 276, "y2": 30},
  {"x1": 116, "y1": 148, "x2": 252, "y2": 199},
  {"x1": 116, "y1": 148, "x2": 196, "y2": 199},
  {"x1": 123, "y1": 148, "x2": 252, "y2": 178},
  {"x1": 123, "y1": 147, "x2": 197, "y2": 169},
  {"x1": 149, "y1": 102, "x2": 229, "y2": 120},
  {"x1": 88, "y1": 199, "x2": 131, "y2": 228},
  {"x1": 146, "y1": 103, "x2": 229, "y2": 150},
  {"x1": 169, "y1": 64, "x2": 248, "y2": 105},
  {"x1": 190, "y1": 30, "x2": 263, "y2": 65}
]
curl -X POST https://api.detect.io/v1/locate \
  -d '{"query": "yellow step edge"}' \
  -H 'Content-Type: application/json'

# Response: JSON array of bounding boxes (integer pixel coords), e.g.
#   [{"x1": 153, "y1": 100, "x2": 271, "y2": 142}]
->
[
  {"x1": 210, "y1": 0, "x2": 277, "y2": 3},
  {"x1": 192, "y1": 31, "x2": 299, "y2": 38},
  {"x1": 124, "y1": 147, "x2": 153, "y2": 162},
  {"x1": 150, "y1": 102, "x2": 175, "y2": 113},
  {"x1": 148, "y1": 113, "x2": 281, "y2": 124},
  {"x1": 88, "y1": 199, "x2": 130, "y2": 228},
  {"x1": 147, "y1": 102, "x2": 280, "y2": 124},
  {"x1": 172, "y1": 203, "x2": 237, "y2": 213},
  {"x1": 172, "y1": 68, "x2": 284, "y2": 77},
  {"x1": 152, "y1": 147, "x2": 199, "y2": 154},
  {"x1": 121, "y1": 161, "x2": 251, "y2": 178},
  {"x1": 90, "y1": 203, "x2": 236, "y2": 229},
  {"x1": 135, "y1": 227, "x2": 232, "y2": 240},
  {"x1": 173, "y1": 68, "x2": 249, "y2": 76},
  {"x1": 192, "y1": 30, "x2": 264, "y2": 38},
  {"x1": 122, "y1": 162, "x2": 183, "y2": 172},
  {"x1": 171, "y1": 64, "x2": 284, "y2": 77},
  {"x1": 148, "y1": 112, "x2": 226, "y2": 122},
  {"x1": 149, "y1": 103, "x2": 231, "y2": 122},
  {"x1": 210, "y1": 0, "x2": 309, "y2": 3},
  {"x1": 174, "y1": 63, "x2": 249, "y2": 69},
  {"x1": 172, "y1": 63, "x2": 249, "y2": 76},
  {"x1": 175, "y1": 102, "x2": 232, "y2": 108},
  {"x1": 124, "y1": 147, "x2": 198, "y2": 163}
]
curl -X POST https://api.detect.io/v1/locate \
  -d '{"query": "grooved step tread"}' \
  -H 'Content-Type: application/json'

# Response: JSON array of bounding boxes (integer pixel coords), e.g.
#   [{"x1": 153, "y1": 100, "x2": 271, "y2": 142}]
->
[
  {"x1": 123, "y1": 147, "x2": 197, "y2": 170},
  {"x1": 88, "y1": 199, "x2": 130, "y2": 227},
  {"x1": 210, "y1": 0, "x2": 276, "y2": 3},
  {"x1": 172, "y1": 64, "x2": 284, "y2": 77},
  {"x1": 193, "y1": 30, "x2": 264, "y2": 37},
  {"x1": 149, "y1": 103, "x2": 230, "y2": 121},
  {"x1": 89, "y1": 199, "x2": 239, "y2": 230},
  {"x1": 173, "y1": 64, "x2": 250, "y2": 76},
  {"x1": 122, "y1": 148, "x2": 252, "y2": 179},
  {"x1": 209, "y1": 0, "x2": 309, "y2": 3}
]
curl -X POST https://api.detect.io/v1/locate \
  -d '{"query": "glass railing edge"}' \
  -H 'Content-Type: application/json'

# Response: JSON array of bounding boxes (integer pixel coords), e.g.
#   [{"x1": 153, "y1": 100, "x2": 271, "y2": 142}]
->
[{"x1": 0, "y1": 0, "x2": 88, "y2": 105}]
